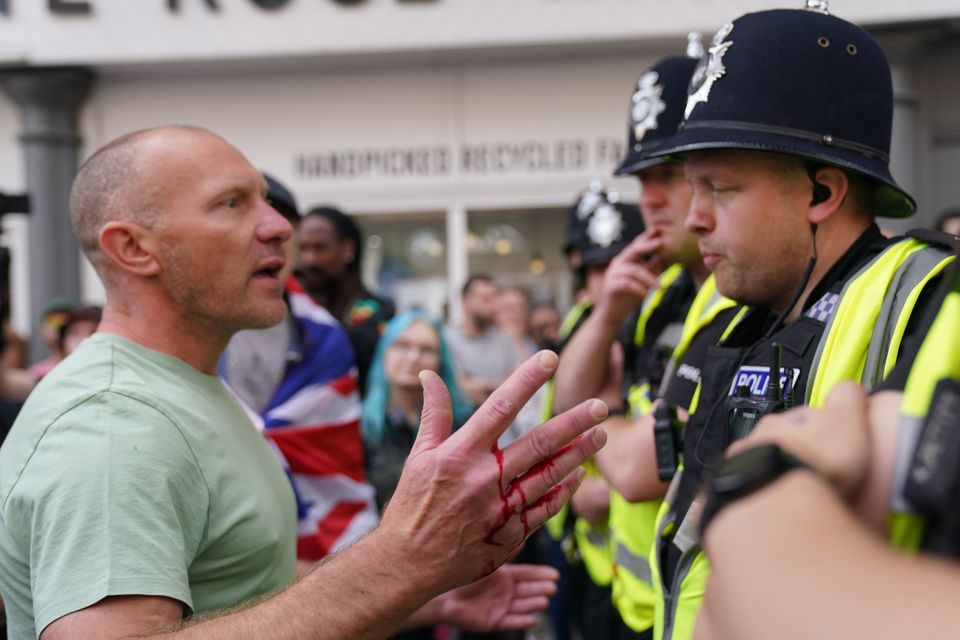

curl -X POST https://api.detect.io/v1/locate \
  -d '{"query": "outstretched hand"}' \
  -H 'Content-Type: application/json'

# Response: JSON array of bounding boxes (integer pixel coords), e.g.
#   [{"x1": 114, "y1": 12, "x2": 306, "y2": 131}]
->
[
  {"x1": 436, "y1": 564, "x2": 559, "y2": 632},
  {"x1": 380, "y1": 350, "x2": 608, "y2": 595}
]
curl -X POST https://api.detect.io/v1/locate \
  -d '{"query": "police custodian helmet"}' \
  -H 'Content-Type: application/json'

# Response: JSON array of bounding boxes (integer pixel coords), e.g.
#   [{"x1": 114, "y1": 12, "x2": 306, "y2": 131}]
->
[
  {"x1": 567, "y1": 183, "x2": 645, "y2": 267},
  {"x1": 614, "y1": 50, "x2": 700, "y2": 176},
  {"x1": 651, "y1": 1, "x2": 915, "y2": 218}
]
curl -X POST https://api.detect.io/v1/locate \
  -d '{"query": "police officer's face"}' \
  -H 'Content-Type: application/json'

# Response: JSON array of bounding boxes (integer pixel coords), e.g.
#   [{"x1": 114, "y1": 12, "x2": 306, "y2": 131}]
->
[
  {"x1": 636, "y1": 162, "x2": 699, "y2": 267},
  {"x1": 683, "y1": 150, "x2": 813, "y2": 311},
  {"x1": 583, "y1": 264, "x2": 607, "y2": 302}
]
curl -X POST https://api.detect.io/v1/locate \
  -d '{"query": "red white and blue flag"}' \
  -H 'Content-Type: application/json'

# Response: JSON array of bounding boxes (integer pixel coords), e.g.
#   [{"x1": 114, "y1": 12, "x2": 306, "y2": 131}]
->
[{"x1": 234, "y1": 279, "x2": 378, "y2": 560}]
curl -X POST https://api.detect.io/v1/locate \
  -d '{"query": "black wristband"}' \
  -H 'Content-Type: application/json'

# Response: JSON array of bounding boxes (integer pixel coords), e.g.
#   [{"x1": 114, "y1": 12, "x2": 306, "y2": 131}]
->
[{"x1": 699, "y1": 444, "x2": 809, "y2": 540}]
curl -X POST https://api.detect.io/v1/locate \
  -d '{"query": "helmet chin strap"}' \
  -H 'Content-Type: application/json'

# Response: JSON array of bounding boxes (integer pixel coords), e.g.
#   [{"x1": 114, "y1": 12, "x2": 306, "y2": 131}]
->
[{"x1": 764, "y1": 222, "x2": 818, "y2": 338}]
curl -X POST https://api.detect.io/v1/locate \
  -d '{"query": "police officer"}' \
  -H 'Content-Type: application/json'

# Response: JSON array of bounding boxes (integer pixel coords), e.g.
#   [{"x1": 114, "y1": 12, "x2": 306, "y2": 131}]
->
[
  {"x1": 552, "y1": 46, "x2": 740, "y2": 640},
  {"x1": 643, "y1": 4, "x2": 956, "y2": 639},
  {"x1": 694, "y1": 258, "x2": 960, "y2": 639},
  {"x1": 543, "y1": 185, "x2": 645, "y2": 640}
]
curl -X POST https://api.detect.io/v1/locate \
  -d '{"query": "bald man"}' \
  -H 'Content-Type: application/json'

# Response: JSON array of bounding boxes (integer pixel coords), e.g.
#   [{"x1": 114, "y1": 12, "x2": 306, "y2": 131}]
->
[{"x1": 0, "y1": 126, "x2": 608, "y2": 639}]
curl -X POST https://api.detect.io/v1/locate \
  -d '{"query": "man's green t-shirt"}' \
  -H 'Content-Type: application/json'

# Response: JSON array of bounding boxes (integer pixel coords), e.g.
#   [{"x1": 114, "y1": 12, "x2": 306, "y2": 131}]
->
[{"x1": 0, "y1": 333, "x2": 297, "y2": 637}]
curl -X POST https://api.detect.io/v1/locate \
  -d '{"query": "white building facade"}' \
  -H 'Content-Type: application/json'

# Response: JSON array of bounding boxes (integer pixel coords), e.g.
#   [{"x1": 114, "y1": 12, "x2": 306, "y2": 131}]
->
[{"x1": 0, "y1": 0, "x2": 958, "y2": 355}]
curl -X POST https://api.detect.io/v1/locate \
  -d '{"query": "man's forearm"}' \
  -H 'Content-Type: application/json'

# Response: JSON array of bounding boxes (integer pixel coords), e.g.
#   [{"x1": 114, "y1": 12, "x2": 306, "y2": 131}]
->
[
  {"x1": 700, "y1": 471, "x2": 960, "y2": 640},
  {"x1": 591, "y1": 415, "x2": 667, "y2": 502},
  {"x1": 552, "y1": 312, "x2": 621, "y2": 413},
  {"x1": 175, "y1": 530, "x2": 430, "y2": 640}
]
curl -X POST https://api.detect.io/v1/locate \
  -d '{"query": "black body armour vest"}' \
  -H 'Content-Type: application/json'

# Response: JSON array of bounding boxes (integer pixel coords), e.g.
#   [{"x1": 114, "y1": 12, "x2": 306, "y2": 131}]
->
[
  {"x1": 621, "y1": 270, "x2": 696, "y2": 405},
  {"x1": 661, "y1": 225, "x2": 892, "y2": 585}
]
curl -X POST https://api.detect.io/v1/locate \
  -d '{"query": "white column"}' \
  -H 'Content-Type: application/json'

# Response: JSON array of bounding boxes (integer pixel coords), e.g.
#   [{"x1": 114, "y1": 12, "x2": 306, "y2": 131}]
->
[
  {"x1": 446, "y1": 203, "x2": 467, "y2": 325},
  {"x1": 1, "y1": 68, "x2": 94, "y2": 360}
]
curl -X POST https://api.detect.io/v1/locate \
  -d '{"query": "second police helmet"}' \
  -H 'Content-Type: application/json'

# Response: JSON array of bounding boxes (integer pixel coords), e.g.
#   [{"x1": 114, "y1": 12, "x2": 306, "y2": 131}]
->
[
  {"x1": 569, "y1": 184, "x2": 645, "y2": 267},
  {"x1": 650, "y1": 2, "x2": 915, "y2": 218},
  {"x1": 614, "y1": 42, "x2": 701, "y2": 176}
]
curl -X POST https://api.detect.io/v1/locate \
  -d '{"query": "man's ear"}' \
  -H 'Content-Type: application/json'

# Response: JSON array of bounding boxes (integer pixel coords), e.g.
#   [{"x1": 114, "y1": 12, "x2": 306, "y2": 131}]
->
[
  {"x1": 808, "y1": 166, "x2": 849, "y2": 225},
  {"x1": 98, "y1": 221, "x2": 161, "y2": 277}
]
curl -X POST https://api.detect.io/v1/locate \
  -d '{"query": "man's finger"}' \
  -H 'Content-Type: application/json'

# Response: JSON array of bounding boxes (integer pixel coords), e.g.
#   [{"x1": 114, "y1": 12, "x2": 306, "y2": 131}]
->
[
  {"x1": 503, "y1": 399, "x2": 608, "y2": 481},
  {"x1": 409, "y1": 370, "x2": 454, "y2": 458},
  {"x1": 451, "y1": 351, "x2": 559, "y2": 448},
  {"x1": 507, "y1": 426, "x2": 606, "y2": 517},
  {"x1": 615, "y1": 262, "x2": 663, "y2": 290},
  {"x1": 497, "y1": 613, "x2": 539, "y2": 630},
  {"x1": 616, "y1": 232, "x2": 664, "y2": 265},
  {"x1": 501, "y1": 564, "x2": 559, "y2": 584},
  {"x1": 514, "y1": 578, "x2": 558, "y2": 599},
  {"x1": 607, "y1": 273, "x2": 653, "y2": 299},
  {"x1": 824, "y1": 381, "x2": 868, "y2": 412},
  {"x1": 509, "y1": 596, "x2": 551, "y2": 616},
  {"x1": 517, "y1": 467, "x2": 588, "y2": 535}
]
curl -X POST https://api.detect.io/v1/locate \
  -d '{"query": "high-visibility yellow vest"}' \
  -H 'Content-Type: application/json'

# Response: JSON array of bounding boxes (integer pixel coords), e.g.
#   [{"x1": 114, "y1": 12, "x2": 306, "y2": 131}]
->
[
  {"x1": 651, "y1": 238, "x2": 955, "y2": 640},
  {"x1": 888, "y1": 264, "x2": 960, "y2": 552},
  {"x1": 610, "y1": 273, "x2": 736, "y2": 633}
]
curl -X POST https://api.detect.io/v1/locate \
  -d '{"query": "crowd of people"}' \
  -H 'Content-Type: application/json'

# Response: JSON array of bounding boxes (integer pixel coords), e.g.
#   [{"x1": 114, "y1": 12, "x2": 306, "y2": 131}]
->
[{"x1": 0, "y1": 3, "x2": 959, "y2": 640}]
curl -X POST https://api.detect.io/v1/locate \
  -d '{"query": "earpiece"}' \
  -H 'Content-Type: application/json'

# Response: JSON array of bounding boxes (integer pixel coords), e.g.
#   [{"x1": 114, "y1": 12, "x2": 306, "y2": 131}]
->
[
  {"x1": 811, "y1": 181, "x2": 831, "y2": 206},
  {"x1": 807, "y1": 162, "x2": 831, "y2": 206}
]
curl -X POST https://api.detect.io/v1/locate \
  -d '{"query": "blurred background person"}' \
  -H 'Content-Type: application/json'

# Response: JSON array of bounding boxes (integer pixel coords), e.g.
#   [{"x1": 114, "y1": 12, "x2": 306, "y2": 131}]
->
[
  {"x1": 361, "y1": 309, "x2": 472, "y2": 513},
  {"x1": 296, "y1": 205, "x2": 395, "y2": 395},
  {"x1": 27, "y1": 300, "x2": 73, "y2": 380},
  {"x1": 60, "y1": 305, "x2": 101, "y2": 357},
  {"x1": 1, "y1": 322, "x2": 26, "y2": 372},
  {"x1": 446, "y1": 274, "x2": 520, "y2": 408},
  {"x1": 495, "y1": 286, "x2": 537, "y2": 361},
  {"x1": 495, "y1": 286, "x2": 549, "y2": 447},
  {"x1": 529, "y1": 303, "x2": 561, "y2": 352}
]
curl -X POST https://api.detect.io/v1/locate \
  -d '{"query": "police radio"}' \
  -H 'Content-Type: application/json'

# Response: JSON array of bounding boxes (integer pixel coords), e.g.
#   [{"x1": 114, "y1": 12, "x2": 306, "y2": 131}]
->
[
  {"x1": 653, "y1": 402, "x2": 683, "y2": 481},
  {"x1": 904, "y1": 379, "x2": 960, "y2": 558},
  {"x1": 726, "y1": 343, "x2": 794, "y2": 444}
]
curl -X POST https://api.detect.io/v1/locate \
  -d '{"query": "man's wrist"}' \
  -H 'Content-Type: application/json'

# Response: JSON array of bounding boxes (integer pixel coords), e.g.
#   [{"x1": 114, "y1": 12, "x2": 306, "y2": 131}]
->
[
  {"x1": 699, "y1": 444, "x2": 816, "y2": 540},
  {"x1": 346, "y1": 528, "x2": 438, "y2": 613},
  {"x1": 702, "y1": 469, "x2": 834, "y2": 552},
  {"x1": 593, "y1": 299, "x2": 629, "y2": 331}
]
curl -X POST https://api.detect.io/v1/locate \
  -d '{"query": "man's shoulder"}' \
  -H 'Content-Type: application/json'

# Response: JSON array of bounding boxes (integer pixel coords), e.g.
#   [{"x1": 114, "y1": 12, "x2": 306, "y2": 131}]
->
[
  {"x1": 33, "y1": 334, "x2": 219, "y2": 413},
  {"x1": 3, "y1": 335, "x2": 233, "y2": 488},
  {"x1": 2, "y1": 367, "x2": 194, "y2": 480}
]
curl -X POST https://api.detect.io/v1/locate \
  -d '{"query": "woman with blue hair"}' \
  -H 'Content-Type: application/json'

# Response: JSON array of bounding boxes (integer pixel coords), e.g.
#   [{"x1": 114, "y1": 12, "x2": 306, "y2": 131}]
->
[{"x1": 362, "y1": 310, "x2": 474, "y2": 512}]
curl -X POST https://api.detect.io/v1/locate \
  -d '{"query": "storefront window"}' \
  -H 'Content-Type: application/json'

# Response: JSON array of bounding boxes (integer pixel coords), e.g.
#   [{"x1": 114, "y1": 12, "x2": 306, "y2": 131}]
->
[
  {"x1": 359, "y1": 206, "x2": 572, "y2": 322},
  {"x1": 359, "y1": 212, "x2": 449, "y2": 319},
  {"x1": 466, "y1": 207, "x2": 571, "y2": 312}
]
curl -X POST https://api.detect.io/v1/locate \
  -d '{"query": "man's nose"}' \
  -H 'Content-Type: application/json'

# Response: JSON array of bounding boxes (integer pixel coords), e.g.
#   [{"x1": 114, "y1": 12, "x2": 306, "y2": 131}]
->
[
  {"x1": 259, "y1": 201, "x2": 294, "y2": 243},
  {"x1": 685, "y1": 190, "x2": 714, "y2": 235}
]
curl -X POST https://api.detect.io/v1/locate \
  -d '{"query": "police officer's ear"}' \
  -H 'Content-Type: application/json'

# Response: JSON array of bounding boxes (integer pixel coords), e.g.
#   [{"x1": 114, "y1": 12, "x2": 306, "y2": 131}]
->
[
  {"x1": 98, "y1": 221, "x2": 162, "y2": 277},
  {"x1": 807, "y1": 166, "x2": 849, "y2": 225}
]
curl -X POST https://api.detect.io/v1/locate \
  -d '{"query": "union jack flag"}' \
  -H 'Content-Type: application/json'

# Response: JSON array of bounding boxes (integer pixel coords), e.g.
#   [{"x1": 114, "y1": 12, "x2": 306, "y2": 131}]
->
[{"x1": 228, "y1": 279, "x2": 378, "y2": 560}]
